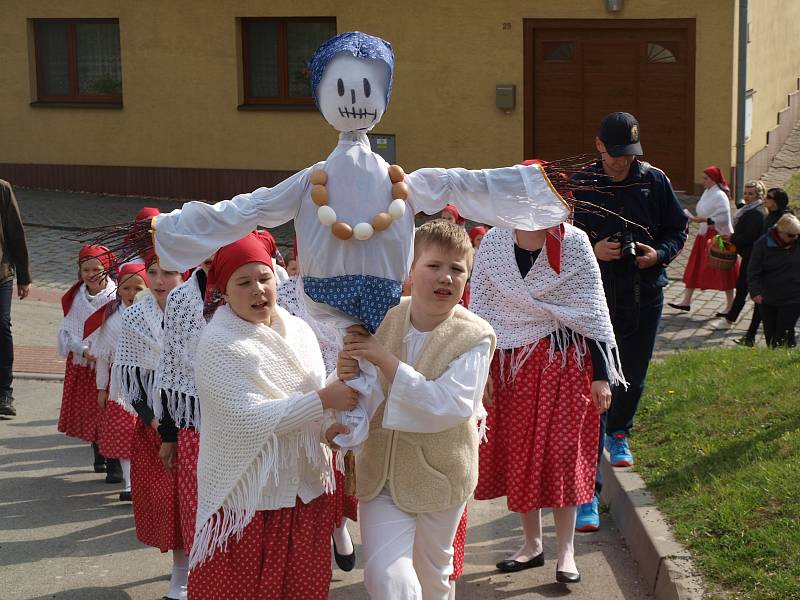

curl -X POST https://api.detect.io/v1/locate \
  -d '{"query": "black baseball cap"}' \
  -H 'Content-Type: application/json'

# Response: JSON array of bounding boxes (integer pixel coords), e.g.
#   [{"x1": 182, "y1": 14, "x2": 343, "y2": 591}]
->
[{"x1": 598, "y1": 112, "x2": 643, "y2": 157}]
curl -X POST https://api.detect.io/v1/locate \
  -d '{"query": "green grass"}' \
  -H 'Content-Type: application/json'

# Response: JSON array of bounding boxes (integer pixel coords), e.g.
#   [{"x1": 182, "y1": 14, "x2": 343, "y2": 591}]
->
[
  {"x1": 633, "y1": 347, "x2": 800, "y2": 600},
  {"x1": 785, "y1": 172, "x2": 800, "y2": 211}
]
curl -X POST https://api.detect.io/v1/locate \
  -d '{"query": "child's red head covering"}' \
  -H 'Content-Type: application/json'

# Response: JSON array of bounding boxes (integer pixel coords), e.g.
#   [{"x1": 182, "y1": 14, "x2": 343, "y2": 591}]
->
[
  {"x1": 62, "y1": 245, "x2": 117, "y2": 316},
  {"x1": 468, "y1": 226, "x2": 487, "y2": 244},
  {"x1": 255, "y1": 229, "x2": 277, "y2": 260},
  {"x1": 703, "y1": 166, "x2": 730, "y2": 192},
  {"x1": 118, "y1": 262, "x2": 148, "y2": 287},
  {"x1": 136, "y1": 207, "x2": 160, "y2": 222},
  {"x1": 441, "y1": 204, "x2": 465, "y2": 226},
  {"x1": 208, "y1": 232, "x2": 274, "y2": 295},
  {"x1": 83, "y1": 263, "x2": 148, "y2": 338}
]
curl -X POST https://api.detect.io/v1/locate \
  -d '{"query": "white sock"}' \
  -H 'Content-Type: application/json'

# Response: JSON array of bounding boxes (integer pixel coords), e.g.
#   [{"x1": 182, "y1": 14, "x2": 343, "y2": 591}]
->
[
  {"x1": 553, "y1": 506, "x2": 578, "y2": 573},
  {"x1": 120, "y1": 458, "x2": 131, "y2": 492},
  {"x1": 332, "y1": 518, "x2": 354, "y2": 555},
  {"x1": 168, "y1": 549, "x2": 189, "y2": 599}
]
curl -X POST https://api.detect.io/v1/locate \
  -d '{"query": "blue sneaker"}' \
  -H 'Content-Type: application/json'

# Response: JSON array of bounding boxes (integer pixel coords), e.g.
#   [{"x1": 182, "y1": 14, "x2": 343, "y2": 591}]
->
[
  {"x1": 575, "y1": 495, "x2": 600, "y2": 532},
  {"x1": 606, "y1": 432, "x2": 634, "y2": 467}
]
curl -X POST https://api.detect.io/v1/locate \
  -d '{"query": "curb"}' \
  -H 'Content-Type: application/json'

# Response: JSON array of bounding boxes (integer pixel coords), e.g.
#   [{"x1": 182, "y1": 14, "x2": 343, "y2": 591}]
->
[
  {"x1": 15, "y1": 372, "x2": 64, "y2": 382},
  {"x1": 600, "y1": 456, "x2": 707, "y2": 600}
]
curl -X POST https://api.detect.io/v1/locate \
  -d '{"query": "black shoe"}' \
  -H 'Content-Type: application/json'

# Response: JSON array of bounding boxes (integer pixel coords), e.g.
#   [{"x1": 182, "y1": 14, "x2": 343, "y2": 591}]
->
[
  {"x1": 556, "y1": 568, "x2": 581, "y2": 583},
  {"x1": 92, "y1": 443, "x2": 106, "y2": 473},
  {"x1": 105, "y1": 459, "x2": 123, "y2": 483},
  {"x1": 715, "y1": 312, "x2": 729, "y2": 318},
  {"x1": 333, "y1": 538, "x2": 356, "y2": 572},
  {"x1": 733, "y1": 336, "x2": 755, "y2": 347},
  {"x1": 119, "y1": 491, "x2": 132, "y2": 502},
  {"x1": 496, "y1": 551, "x2": 545, "y2": 572},
  {"x1": 0, "y1": 395, "x2": 15, "y2": 417},
  {"x1": 667, "y1": 302, "x2": 690, "y2": 312}
]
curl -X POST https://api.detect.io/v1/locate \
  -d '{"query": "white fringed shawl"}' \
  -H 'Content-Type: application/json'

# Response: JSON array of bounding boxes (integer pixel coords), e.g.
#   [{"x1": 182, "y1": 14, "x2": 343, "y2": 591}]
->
[
  {"x1": 154, "y1": 271, "x2": 206, "y2": 427},
  {"x1": 191, "y1": 304, "x2": 333, "y2": 567},
  {"x1": 57, "y1": 280, "x2": 116, "y2": 367},
  {"x1": 112, "y1": 293, "x2": 164, "y2": 410},
  {"x1": 277, "y1": 275, "x2": 341, "y2": 376},
  {"x1": 92, "y1": 306, "x2": 137, "y2": 416},
  {"x1": 470, "y1": 225, "x2": 625, "y2": 386}
]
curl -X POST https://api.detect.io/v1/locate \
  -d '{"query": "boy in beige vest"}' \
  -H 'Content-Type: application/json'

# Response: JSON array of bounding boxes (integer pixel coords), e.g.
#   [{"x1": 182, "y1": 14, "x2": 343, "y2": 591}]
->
[{"x1": 340, "y1": 220, "x2": 496, "y2": 599}]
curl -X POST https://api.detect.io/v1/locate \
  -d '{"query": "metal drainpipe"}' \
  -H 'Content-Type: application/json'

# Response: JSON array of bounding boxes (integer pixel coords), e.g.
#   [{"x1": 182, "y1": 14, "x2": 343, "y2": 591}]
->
[{"x1": 735, "y1": 0, "x2": 748, "y2": 204}]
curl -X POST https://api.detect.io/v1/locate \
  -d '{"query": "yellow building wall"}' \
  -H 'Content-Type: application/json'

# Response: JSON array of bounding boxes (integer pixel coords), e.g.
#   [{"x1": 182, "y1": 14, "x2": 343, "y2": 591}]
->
[
  {"x1": 743, "y1": 0, "x2": 800, "y2": 160},
  {"x1": 0, "y1": 0, "x2": 736, "y2": 188}
]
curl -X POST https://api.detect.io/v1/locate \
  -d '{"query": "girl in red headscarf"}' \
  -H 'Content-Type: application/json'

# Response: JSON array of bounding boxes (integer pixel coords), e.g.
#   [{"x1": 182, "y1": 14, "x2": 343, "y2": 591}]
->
[
  {"x1": 187, "y1": 233, "x2": 359, "y2": 600},
  {"x1": 85, "y1": 263, "x2": 148, "y2": 499},
  {"x1": 441, "y1": 204, "x2": 466, "y2": 226},
  {"x1": 469, "y1": 225, "x2": 488, "y2": 249},
  {"x1": 669, "y1": 166, "x2": 739, "y2": 314},
  {"x1": 57, "y1": 245, "x2": 118, "y2": 472}
]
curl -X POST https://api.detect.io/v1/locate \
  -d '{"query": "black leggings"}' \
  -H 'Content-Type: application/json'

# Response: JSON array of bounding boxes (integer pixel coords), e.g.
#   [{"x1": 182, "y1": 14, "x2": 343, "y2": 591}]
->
[{"x1": 760, "y1": 303, "x2": 800, "y2": 347}]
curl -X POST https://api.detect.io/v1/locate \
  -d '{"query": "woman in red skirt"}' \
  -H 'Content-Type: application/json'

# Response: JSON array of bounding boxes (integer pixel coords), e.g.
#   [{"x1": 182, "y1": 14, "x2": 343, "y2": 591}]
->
[
  {"x1": 57, "y1": 245, "x2": 117, "y2": 472},
  {"x1": 669, "y1": 166, "x2": 738, "y2": 314},
  {"x1": 115, "y1": 256, "x2": 187, "y2": 600},
  {"x1": 470, "y1": 224, "x2": 624, "y2": 584},
  {"x1": 187, "y1": 234, "x2": 359, "y2": 600},
  {"x1": 86, "y1": 263, "x2": 148, "y2": 499}
]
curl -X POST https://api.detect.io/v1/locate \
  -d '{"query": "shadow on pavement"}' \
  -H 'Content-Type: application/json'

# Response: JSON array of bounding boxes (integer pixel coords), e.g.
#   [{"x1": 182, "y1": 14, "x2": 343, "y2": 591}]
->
[{"x1": 25, "y1": 575, "x2": 169, "y2": 599}]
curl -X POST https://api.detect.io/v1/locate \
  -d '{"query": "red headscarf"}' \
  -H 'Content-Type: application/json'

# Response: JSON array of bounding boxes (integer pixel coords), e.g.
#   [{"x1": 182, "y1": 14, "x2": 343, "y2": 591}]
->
[
  {"x1": 468, "y1": 226, "x2": 487, "y2": 245},
  {"x1": 208, "y1": 232, "x2": 274, "y2": 295},
  {"x1": 441, "y1": 204, "x2": 465, "y2": 226},
  {"x1": 136, "y1": 207, "x2": 160, "y2": 222},
  {"x1": 82, "y1": 263, "x2": 148, "y2": 339},
  {"x1": 255, "y1": 229, "x2": 278, "y2": 260},
  {"x1": 703, "y1": 166, "x2": 730, "y2": 193},
  {"x1": 61, "y1": 245, "x2": 117, "y2": 316}
]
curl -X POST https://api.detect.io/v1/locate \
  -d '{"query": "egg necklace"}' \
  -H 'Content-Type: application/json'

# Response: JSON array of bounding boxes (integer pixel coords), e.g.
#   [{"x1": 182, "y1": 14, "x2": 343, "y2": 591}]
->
[{"x1": 310, "y1": 164, "x2": 408, "y2": 241}]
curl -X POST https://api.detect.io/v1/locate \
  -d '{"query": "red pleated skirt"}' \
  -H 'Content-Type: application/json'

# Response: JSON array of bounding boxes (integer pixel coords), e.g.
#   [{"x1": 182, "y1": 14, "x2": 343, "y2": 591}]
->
[
  {"x1": 682, "y1": 230, "x2": 739, "y2": 291},
  {"x1": 58, "y1": 357, "x2": 102, "y2": 443},
  {"x1": 187, "y1": 495, "x2": 334, "y2": 600},
  {"x1": 178, "y1": 428, "x2": 199, "y2": 552},
  {"x1": 450, "y1": 505, "x2": 468, "y2": 580},
  {"x1": 332, "y1": 451, "x2": 359, "y2": 526},
  {"x1": 97, "y1": 401, "x2": 137, "y2": 459},
  {"x1": 475, "y1": 341, "x2": 598, "y2": 511},
  {"x1": 131, "y1": 420, "x2": 183, "y2": 552}
]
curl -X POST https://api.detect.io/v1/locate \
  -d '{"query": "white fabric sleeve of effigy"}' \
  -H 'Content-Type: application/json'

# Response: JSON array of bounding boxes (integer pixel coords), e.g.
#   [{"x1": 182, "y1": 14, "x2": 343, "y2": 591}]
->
[
  {"x1": 405, "y1": 163, "x2": 569, "y2": 231},
  {"x1": 153, "y1": 166, "x2": 311, "y2": 272},
  {"x1": 382, "y1": 340, "x2": 491, "y2": 434}
]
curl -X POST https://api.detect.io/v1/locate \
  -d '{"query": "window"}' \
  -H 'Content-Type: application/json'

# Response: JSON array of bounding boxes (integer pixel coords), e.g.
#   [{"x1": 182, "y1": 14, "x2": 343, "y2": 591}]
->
[
  {"x1": 646, "y1": 43, "x2": 677, "y2": 64},
  {"x1": 543, "y1": 41, "x2": 574, "y2": 63},
  {"x1": 241, "y1": 17, "x2": 336, "y2": 107},
  {"x1": 33, "y1": 19, "x2": 122, "y2": 104},
  {"x1": 745, "y1": 90, "x2": 754, "y2": 141}
]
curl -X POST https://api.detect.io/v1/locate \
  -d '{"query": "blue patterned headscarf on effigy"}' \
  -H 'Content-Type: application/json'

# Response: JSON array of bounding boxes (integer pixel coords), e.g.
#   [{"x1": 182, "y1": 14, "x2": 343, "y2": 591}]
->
[{"x1": 309, "y1": 31, "x2": 394, "y2": 109}]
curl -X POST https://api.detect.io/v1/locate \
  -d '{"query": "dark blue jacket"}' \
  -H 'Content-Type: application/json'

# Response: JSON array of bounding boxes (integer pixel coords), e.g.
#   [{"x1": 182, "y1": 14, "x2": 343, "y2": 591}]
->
[{"x1": 572, "y1": 159, "x2": 688, "y2": 303}]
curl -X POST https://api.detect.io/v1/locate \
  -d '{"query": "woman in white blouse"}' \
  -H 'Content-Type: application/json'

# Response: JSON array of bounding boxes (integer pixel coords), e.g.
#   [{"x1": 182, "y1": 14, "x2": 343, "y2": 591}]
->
[{"x1": 668, "y1": 166, "x2": 738, "y2": 314}]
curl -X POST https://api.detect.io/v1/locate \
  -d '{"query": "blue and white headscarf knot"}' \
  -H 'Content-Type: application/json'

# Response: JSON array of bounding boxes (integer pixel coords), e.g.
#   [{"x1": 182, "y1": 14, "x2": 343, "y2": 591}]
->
[{"x1": 309, "y1": 31, "x2": 394, "y2": 109}]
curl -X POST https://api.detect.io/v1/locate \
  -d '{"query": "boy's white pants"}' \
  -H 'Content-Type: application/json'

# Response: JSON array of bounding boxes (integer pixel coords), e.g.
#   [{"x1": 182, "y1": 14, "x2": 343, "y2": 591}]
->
[{"x1": 360, "y1": 491, "x2": 466, "y2": 600}]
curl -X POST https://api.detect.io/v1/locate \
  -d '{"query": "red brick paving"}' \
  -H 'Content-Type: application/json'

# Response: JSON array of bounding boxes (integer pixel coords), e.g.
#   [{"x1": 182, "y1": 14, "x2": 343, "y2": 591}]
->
[
  {"x1": 26, "y1": 286, "x2": 65, "y2": 304},
  {"x1": 14, "y1": 345, "x2": 65, "y2": 375}
]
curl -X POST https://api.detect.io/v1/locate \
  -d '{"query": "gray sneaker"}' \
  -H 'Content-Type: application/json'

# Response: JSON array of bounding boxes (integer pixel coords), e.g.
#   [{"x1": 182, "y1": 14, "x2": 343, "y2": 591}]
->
[{"x1": 0, "y1": 395, "x2": 16, "y2": 417}]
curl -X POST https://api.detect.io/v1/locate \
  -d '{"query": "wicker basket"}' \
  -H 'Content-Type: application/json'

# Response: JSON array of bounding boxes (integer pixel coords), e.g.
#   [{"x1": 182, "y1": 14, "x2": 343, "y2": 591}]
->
[{"x1": 708, "y1": 235, "x2": 737, "y2": 271}]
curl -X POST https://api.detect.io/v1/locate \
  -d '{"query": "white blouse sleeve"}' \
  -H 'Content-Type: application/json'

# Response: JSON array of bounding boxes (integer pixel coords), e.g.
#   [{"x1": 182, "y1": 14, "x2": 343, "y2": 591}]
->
[
  {"x1": 382, "y1": 340, "x2": 492, "y2": 434},
  {"x1": 95, "y1": 357, "x2": 110, "y2": 390},
  {"x1": 153, "y1": 166, "x2": 312, "y2": 272},
  {"x1": 405, "y1": 164, "x2": 569, "y2": 231}
]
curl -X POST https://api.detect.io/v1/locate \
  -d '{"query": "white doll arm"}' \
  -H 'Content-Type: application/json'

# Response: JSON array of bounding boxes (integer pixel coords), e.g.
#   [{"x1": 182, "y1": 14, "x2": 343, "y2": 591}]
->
[
  {"x1": 405, "y1": 163, "x2": 569, "y2": 231},
  {"x1": 153, "y1": 166, "x2": 314, "y2": 272}
]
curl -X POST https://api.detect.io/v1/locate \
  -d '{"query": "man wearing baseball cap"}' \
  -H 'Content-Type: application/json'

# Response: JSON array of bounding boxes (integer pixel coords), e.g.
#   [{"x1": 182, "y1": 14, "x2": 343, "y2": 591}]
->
[{"x1": 571, "y1": 112, "x2": 688, "y2": 532}]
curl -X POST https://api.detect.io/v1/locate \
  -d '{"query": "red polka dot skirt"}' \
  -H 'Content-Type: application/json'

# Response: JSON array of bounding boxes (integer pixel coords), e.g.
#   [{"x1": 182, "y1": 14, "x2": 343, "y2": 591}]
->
[
  {"x1": 97, "y1": 400, "x2": 137, "y2": 459},
  {"x1": 58, "y1": 357, "x2": 102, "y2": 443},
  {"x1": 450, "y1": 504, "x2": 468, "y2": 580},
  {"x1": 178, "y1": 428, "x2": 199, "y2": 552},
  {"x1": 188, "y1": 494, "x2": 335, "y2": 600},
  {"x1": 475, "y1": 340, "x2": 598, "y2": 511},
  {"x1": 130, "y1": 419, "x2": 183, "y2": 552},
  {"x1": 332, "y1": 451, "x2": 359, "y2": 526},
  {"x1": 682, "y1": 229, "x2": 739, "y2": 291}
]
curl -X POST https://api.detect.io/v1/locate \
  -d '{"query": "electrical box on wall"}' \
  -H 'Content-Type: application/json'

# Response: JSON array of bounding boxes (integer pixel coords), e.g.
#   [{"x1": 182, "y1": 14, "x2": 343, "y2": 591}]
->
[
  {"x1": 496, "y1": 85, "x2": 516, "y2": 111},
  {"x1": 368, "y1": 133, "x2": 396, "y2": 164}
]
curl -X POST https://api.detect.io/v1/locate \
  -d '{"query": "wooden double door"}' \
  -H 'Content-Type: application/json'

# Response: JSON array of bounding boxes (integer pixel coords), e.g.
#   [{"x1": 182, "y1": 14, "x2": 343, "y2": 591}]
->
[{"x1": 524, "y1": 19, "x2": 695, "y2": 191}]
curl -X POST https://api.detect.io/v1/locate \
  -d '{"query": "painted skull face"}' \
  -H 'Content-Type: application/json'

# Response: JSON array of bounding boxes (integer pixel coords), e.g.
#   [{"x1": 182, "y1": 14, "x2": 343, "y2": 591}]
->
[{"x1": 317, "y1": 53, "x2": 389, "y2": 133}]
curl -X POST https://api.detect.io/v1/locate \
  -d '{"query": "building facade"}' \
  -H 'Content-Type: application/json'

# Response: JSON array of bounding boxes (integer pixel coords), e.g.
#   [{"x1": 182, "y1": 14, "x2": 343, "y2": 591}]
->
[{"x1": 0, "y1": 0, "x2": 798, "y2": 200}]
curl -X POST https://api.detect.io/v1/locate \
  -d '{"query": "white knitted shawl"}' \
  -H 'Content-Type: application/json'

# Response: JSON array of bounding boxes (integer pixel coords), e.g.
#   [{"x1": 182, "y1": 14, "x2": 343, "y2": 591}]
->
[
  {"x1": 57, "y1": 280, "x2": 117, "y2": 367},
  {"x1": 277, "y1": 275, "x2": 340, "y2": 376},
  {"x1": 153, "y1": 271, "x2": 206, "y2": 427},
  {"x1": 92, "y1": 306, "x2": 137, "y2": 416},
  {"x1": 191, "y1": 304, "x2": 333, "y2": 567},
  {"x1": 470, "y1": 225, "x2": 625, "y2": 386},
  {"x1": 112, "y1": 293, "x2": 164, "y2": 411}
]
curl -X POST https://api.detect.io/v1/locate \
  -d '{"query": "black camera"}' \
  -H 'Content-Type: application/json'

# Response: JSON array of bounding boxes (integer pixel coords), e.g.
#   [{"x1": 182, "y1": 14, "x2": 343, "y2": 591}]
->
[{"x1": 610, "y1": 230, "x2": 638, "y2": 265}]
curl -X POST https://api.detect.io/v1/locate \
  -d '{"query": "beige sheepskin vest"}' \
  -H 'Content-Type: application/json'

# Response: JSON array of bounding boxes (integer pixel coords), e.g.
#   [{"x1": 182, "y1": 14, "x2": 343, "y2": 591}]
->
[{"x1": 356, "y1": 297, "x2": 496, "y2": 513}]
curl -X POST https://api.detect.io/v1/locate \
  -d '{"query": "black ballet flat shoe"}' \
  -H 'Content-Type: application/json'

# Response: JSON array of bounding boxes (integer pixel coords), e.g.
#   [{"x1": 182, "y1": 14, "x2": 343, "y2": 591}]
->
[
  {"x1": 667, "y1": 302, "x2": 691, "y2": 312},
  {"x1": 496, "y1": 552, "x2": 545, "y2": 573},
  {"x1": 333, "y1": 539, "x2": 356, "y2": 572},
  {"x1": 715, "y1": 312, "x2": 730, "y2": 318},
  {"x1": 119, "y1": 491, "x2": 132, "y2": 502},
  {"x1": 556, "y1": 568, "x2": 581, "y2": 584}
]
